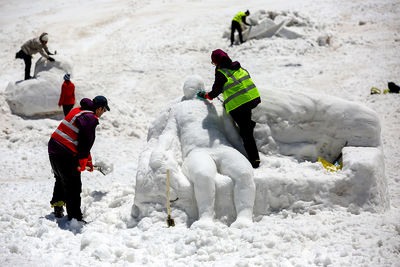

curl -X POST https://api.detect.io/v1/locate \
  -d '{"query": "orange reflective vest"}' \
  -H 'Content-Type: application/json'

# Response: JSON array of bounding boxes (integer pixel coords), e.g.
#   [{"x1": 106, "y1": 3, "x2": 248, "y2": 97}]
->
[{"x1": 51, "y1": 107, "x2": 94, "y2": 154}]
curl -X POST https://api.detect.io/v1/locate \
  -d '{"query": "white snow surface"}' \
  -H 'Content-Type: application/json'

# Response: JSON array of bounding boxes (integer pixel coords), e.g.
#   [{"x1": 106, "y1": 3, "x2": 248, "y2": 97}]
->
[{"x1": 1, "y1": 0, "x2": 400, "y2": 266}]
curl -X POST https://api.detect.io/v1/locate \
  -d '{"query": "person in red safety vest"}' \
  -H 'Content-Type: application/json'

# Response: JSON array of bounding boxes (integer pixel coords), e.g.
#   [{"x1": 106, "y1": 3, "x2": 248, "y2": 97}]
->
[
  {"x1": 48, "y1": 96, "x2": 110, "y2": 221},
  {"x1": 58, "y1": 73, "x2": 75, "y2": 116}
]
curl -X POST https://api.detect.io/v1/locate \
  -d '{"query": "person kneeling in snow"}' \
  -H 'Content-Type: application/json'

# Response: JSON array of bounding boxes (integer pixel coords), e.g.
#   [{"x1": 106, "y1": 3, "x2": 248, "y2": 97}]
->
[
  {"x1": 198, "y1": 49, "x2": 261, "y2": 168},
  {"x1": 48, "y1": 96, "x2": 110, "y2": 222},
  {"x1": 150, "y1": 76, "x2": 255, "y2": 227},
  {"x1": 15, "y1": 32, "x2": 55, "y2": 80}
]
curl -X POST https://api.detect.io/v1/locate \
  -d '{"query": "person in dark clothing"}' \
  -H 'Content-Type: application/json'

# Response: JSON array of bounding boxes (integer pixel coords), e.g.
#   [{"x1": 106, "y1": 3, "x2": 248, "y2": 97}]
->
[
  {"x1": 197, "y1": 49, "x2": 261, "y2": 168},
  {"x1": 48, "y1": 96, "x2": 110, "y2": 221},
  {"x1": 58, "y1": 73, "x2": 75, "y2": 116},
  {"x1": 15, "y1": 32, "x2": 55, "y2": 80},
  {"x1": 231, "y1": 10, "x2": 251, "y2": 46}
]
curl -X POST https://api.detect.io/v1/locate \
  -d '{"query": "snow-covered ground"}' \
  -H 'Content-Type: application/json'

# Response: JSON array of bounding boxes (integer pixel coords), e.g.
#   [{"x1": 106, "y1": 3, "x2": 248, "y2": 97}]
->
[{"x1": 1, "y1": 0, "x2": 399, "y2": 266}]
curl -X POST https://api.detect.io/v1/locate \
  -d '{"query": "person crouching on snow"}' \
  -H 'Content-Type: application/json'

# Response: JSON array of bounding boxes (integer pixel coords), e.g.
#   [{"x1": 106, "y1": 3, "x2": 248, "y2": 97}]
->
[
  {"x1": 48, "y1": 96, "x2": 110, "y2": 222},
  {"x1": 15, "y1": 32, "x2": 55, "y2": 80},
  {"x1": 58, "y1": 73, "x2": 75, "y2": 116},
  {"x1": 197, "y1": 49, "x2": 261, "y2": 168}
]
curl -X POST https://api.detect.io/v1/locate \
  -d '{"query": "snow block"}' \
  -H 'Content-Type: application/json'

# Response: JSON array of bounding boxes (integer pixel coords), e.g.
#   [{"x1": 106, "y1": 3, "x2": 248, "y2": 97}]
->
[
  {"x1": 252, "y1": 146, "x2": 389, "y2": 215},
  {"x1": 341, "y1": 147, "x2": 389, "y2": 211},
  {"x1": 133, "y1": 78, "x2": 388, "y2": 225},
  {"x1": 6, "y1": 57, "x2": 74, "y2": 117}
]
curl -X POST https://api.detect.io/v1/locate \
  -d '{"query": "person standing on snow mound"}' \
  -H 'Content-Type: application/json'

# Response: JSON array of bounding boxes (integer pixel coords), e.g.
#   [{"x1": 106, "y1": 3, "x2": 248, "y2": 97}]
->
[
  {"x1": 48, "y1": 96, "x2": 110, "y2": 222},
  {"x1": 150, "y1": 75, "x2": 256, "y2": 227},
  {"x1": 15, "y1": 32, "x2": 55, "y2": 80},
  {"x1": 58, "y1": 73, "x2": 75, "y2": 116},
  {"x1": 230, "y1": 10, "x2": 251, "y2": 46},
  {"x1": 197, "y1": 49, "x2": 261, "y2": 168}
]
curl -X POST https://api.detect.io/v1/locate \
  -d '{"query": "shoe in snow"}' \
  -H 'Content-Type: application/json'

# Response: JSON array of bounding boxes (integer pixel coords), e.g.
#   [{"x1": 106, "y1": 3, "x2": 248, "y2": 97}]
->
[
  {"x1": 251, "y1": 159, "x2": 260, "y2": 168},
  {"x1": 54, "y1": 206, "x2": 64, "y2": 218}
]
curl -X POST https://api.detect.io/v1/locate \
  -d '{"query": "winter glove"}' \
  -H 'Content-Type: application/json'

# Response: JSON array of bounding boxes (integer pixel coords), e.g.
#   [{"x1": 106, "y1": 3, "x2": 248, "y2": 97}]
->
[
  {"x1": 48, "y1": 57, "x2": 55, "y2": 62},
  {"x1": 87, "y1": 154, "x2": 94, "y2": 172},
  {"x1": 77, "y1": 158, "x2": 88, "y2": 172},
  {"x1": 196, "y1": 91, "x2": 206, "y2": 99},
  {"x1": 196, "y1": 91, "x2": 211, "y2": 100}
]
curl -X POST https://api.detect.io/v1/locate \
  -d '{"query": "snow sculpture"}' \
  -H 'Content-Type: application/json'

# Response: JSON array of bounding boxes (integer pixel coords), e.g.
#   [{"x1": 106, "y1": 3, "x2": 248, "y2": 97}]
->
[
  {"x1": 6, "y1": 57, "x2": 74, "y2": 117},
  {"x1": 133, "y1": 76, "x2": 389, "y2": 226},
  {"x1": 133, "y1": 75, "x2": 255, "y2": 226},
  {"x1": 250, "y1": 89, "x2": 389, "y2": 214}
]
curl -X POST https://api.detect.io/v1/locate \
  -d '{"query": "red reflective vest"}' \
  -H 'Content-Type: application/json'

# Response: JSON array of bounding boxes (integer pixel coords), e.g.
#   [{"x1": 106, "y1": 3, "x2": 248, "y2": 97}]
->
[{"x1": 51, "y1": 107, "x2": 94, "y2": 154}]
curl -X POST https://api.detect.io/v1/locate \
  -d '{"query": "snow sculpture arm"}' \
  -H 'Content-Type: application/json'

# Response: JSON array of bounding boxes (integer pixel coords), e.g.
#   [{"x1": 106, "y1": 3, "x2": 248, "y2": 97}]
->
[{"x1": 149, "y1": 111, "x2": 179, "y2": 170}]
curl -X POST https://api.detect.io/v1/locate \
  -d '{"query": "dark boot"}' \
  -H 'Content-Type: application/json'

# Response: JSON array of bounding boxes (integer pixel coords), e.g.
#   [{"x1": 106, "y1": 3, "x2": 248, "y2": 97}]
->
[
  {"x1": 250, "y1": 159, "x2": 260, "y2": 168},
  {"x1": 54, "y1": 206, "x2": 64, "y2": 218},
  {"x1": 388, "y1": 82, "x2": 400, "y2": 93}
]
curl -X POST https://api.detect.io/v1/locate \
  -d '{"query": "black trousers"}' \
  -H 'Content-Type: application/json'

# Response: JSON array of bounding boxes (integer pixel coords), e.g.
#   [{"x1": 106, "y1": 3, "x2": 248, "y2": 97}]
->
[
  {"x1": 63, "y1": 105, "x2": 74, "y2": 116},
  {"x1": 16, "y1": 50, "x2": 32, "y2": 80},
  {"x1": 229, "y1": 104, "x2": 260, "y2": 163},
  {"x1": 231, "y1": 20, "x2": 243, "y2": 45},
  {"x1": 49, "y1": 154, "x2": 83, "y2": 220}
]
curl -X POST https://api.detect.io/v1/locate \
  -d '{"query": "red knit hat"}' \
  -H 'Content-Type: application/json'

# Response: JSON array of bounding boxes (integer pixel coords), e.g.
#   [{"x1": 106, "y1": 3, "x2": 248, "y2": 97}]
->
[{"x1": 211, "y1": 49, "x2": 231, "y2": 66}]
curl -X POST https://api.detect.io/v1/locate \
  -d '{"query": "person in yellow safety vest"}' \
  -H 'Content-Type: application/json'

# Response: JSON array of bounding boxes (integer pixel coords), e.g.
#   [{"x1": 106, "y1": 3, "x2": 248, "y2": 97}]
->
[
  {"x1": 197, "y1": 49, "x2": 261, "y2": 168},
  {"x1": 231, "y1": 10, "x2": 251, "y2": 46}
]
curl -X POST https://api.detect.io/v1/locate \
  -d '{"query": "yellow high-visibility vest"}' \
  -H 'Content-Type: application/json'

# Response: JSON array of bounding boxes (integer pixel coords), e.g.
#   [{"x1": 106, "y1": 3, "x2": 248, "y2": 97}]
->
[
  {"x1": 218, "y1": 67, "x2": 260, "y2": 113},
  {"x1": 233, "y1": 12, "x2": 247, "y2": 23}
]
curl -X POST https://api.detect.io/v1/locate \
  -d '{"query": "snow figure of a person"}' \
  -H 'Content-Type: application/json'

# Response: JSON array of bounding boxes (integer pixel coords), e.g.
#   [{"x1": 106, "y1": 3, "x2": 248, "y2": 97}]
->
[{"x1": 149, "y1": 75, "x2": 255, "y2": 227}]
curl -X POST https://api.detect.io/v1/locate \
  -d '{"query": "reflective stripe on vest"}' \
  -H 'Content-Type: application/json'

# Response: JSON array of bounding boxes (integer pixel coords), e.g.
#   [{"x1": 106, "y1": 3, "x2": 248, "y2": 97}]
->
[
  {"x1": 233, "y1": 12, "x2": 246, "y2": 23},
  {"x1": 218, "y1": 67, "x2": 260, "y2": 113},
  {"x1": 51, "y1": 108, "x2": 94, "y2": 153}
]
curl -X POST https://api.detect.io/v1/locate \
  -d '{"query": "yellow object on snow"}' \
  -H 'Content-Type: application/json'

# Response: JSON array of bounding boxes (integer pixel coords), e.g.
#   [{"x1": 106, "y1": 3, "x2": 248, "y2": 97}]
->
[
  {"x1": 370, "y1": 87, "x2": 381, "y2": 94},
  {"x1": 51, "y1": 201, "x2": 65, "y2": 207},
  {"x1": 318, "y1": 157, "x2": 342, "y2": 172}
]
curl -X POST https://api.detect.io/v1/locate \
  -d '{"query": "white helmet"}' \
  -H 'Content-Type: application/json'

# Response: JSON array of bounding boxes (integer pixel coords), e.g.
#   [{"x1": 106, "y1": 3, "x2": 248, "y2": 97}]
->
[{"x1": 40, "y1": 33, "x2": 48, "y2": 42}]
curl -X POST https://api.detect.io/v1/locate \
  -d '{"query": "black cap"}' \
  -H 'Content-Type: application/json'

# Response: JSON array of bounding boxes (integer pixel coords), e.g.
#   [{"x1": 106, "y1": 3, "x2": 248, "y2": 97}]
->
[{"x1": 93, "y1": 95, "x2": 110, "y2": 111}]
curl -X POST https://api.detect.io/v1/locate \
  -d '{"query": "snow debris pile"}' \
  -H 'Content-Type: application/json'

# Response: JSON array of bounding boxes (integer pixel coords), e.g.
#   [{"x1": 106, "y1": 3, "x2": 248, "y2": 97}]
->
[
  {"x1": 133, "y1": 75, "x2": 389, "y2": 225},
  {"x1": 223, "y1": 9, "x2": 316, "y2": 43},
  {"x1": 5, "y1": 56, "x2": 74, "y2": 117}
]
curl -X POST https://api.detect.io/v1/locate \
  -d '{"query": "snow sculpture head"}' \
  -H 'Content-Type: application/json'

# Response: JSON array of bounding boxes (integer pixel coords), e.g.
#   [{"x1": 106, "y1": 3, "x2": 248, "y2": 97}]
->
[{"x1": 183, "y1": 74, "x2": 205, "y2": 99}]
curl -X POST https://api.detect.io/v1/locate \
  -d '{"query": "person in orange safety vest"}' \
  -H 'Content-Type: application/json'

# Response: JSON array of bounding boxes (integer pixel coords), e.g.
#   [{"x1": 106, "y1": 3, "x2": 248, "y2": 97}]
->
[{"x1": 48, "y1": 96, "x2": 110, "y2": 222}]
